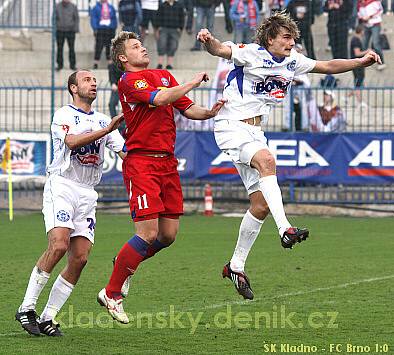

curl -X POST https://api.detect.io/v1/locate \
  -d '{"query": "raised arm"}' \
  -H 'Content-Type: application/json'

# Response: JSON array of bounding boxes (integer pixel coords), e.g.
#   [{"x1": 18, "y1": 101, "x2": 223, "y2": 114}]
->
[
  {"x1": 197, "y1": 28, "x2": 232, "y2": 60},
  {"x1": 311, "y1": 50, "x2": 381, "y2": 74},
  {"x1": 152, "y1": 72, "x2": 209, "y2": 106}
]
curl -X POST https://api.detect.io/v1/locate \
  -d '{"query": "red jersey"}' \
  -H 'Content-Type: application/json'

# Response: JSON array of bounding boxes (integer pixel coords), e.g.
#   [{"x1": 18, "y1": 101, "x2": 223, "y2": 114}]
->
[{"x1": 118, "y1": 69, "x2": 194, "y2": 154}]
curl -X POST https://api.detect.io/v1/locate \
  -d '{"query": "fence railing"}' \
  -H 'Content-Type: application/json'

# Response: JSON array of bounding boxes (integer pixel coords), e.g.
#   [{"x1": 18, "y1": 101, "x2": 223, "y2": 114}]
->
[
  {"x1": 0, "y1": 0, "x2": 53, "y2": 29},
  {"x1": 1, "y1": 85, "x2": 393, "y2": 133}
]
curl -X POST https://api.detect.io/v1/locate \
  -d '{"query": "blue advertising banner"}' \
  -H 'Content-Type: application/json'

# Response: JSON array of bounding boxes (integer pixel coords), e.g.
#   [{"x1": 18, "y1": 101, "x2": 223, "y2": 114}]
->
[
  {"x1": 0, "y1": 133, "x2": 51, "y2": 177},
  {"x1": 101, "y1": 132, "x2": 394, "y2": 185}
]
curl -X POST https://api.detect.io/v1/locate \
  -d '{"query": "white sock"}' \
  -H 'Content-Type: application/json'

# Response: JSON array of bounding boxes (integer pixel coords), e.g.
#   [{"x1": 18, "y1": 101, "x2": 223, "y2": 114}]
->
[
  {"x1": 19, "y1": 266, "x2": 50, "y2": 312},
  {"x1": 40, "y1": 275, "x2": 74, "y2": 322},
  {"x1": 259, "y1": 175, "x2": 291, "y2": 237},
  {"x1": 230, "y1": 210, "x2": 264, "y2": 272}
]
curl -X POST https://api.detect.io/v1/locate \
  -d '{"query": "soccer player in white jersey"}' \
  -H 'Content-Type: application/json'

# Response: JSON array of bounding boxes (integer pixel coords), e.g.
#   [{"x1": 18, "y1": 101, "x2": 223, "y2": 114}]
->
[
  {"x1": 15, "y1": 70, "x2": 125, "y2": 336},
  {"x1": 197, "y1": 11, "x2": 381, "y2": 300}
]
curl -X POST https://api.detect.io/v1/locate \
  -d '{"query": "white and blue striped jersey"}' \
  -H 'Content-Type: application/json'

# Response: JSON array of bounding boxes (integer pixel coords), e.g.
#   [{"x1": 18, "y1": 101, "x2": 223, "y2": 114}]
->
[
  {"x1": 215, "y1": 42, "x2": 316, "y2": 122},
  {"x1": 47, "y1": 104, "x2": 124, "y2": 186}
]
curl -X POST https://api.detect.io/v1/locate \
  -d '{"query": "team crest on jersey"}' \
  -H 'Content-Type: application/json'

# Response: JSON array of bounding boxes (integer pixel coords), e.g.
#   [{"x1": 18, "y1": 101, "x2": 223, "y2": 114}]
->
[
  {"x1": 99, "y1": 120, "x2": 108, "y2": 128},
  {"x1": 262, "y1": 59, "x2": 274, "y2": 68},
  {"x1": 56, "y1": 210, "x2": 70, "y2": 222},
  {"x1": 237, "y1": 43, "x2": 246, "y2": 48},
  {"x1": 287, "y1": 60, "x2": 296, "y2": 72},
  {"x1": 74, "y1": 116, "x2": 80, "y2": 125},
  {"x1": 134, "y1": 79, "x2": 148, "y2": 90},
  {"x1": 252, "y1": 75, "x2": 291, "y2": 101},
  {"x1": 62, "y1": 125, "x2": 70, "y2": 133},
  {"x1": 161, "y1": 77, "x2": 169, "y2": 86}
]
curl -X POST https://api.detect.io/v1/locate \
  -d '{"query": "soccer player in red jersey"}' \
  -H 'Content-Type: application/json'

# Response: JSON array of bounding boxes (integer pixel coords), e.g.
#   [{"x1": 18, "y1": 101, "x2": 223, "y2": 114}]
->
[{"x1": 97, "y1": 31, "x2": 226, "y2": 323}]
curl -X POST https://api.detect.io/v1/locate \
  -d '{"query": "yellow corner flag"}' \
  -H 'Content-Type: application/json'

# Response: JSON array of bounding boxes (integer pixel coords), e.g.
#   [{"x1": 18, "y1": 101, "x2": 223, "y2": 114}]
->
[{"x1": 1, "y1": 138, "x2": 13, "y2": 221}]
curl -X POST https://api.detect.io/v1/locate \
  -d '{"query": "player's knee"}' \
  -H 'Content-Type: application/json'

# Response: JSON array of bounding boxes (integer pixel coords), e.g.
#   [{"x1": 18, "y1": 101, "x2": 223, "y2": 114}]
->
[
  {"x1": 71, "y1": 254, "x2": 88, "y2": 269},
  {"x1": 48, "y1": 240, "x2": 69, "y2": 258},
  {"x1": 252, "y1": 152, "x2": 276, "y2": 175},
  {"x1": 262, "y1": 153, "x2": 276, "y2": 171},
  {"x1": 140, "y1": 229, "x2": 159, "y2": 243}
]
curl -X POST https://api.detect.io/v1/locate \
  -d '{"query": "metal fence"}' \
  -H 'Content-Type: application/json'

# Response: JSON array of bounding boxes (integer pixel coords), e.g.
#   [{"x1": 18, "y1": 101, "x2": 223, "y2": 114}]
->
[
  {"x1": 0, "y1": 0, "x2": 53, "y2": 29},
  {"x1": 1, "y1": 84, "x2": 394, "y2": 133}
]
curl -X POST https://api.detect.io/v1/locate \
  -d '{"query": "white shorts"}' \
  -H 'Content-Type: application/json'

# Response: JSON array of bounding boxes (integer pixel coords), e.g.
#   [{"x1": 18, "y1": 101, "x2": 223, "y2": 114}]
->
[
  {"x1": 42, "y1": 175, "x2": 98, "y2": 244},
  {"x1": 214, "y1": 119, "x2": 270, "y2": 195}
]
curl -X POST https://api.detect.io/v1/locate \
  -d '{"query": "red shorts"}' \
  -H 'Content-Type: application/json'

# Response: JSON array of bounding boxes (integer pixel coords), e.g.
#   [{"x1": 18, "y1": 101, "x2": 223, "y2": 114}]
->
[{"x1": 123, "y1": 154, "x2": 183, "y2": 222}]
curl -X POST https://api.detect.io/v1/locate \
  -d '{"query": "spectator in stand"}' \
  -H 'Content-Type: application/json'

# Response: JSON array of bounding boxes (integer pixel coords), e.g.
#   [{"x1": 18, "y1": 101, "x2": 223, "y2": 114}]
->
[
  {"x1": 140, "y1": 0, "x2": 160, "y2": 42},
  {"x1": 118, "y1": 0, "x2": 142, "y2": 34},
  {"x1": 286, "y1": 0, "x2": 318, "y2": 59},
  {"x1": 324, "y1": 0, "x2": 353, "y2": 59},
  {"x1": 358, "y1": 0, "x2": 386, "y2": 70},
  {"x1": 108, "y1": 62, "x2": 123, "y2": 118},
  {"x1": 348, "y1": 24, "x2": 369, "y2": 106},
  {"x1": 190, "y1": 0, "x2": 220, "y2": 51},
  {"x1": 381, "y1": 0, "x2": 394, "y2": 13},
  {"x1": 268, "y1": 0, "x2": 286, "y2": 15},
  {"x1": 183, "y1": 0, "x2": 194, "y2": 34},
  {"x1": 156, "y1": 0, "x2": 185, "y2": 69},
  {"x1": 90, "y1": 0, "x2": 117, "y2": 69},
  {"x1": 55, "y1": 0, "x2": 79, "y2": 71},
  {"x1": 230, "y1": 0, "x2": 260, "y2": 44},
  {"x1": 312, "y1": 90, "x2": 346, "y2": 132},
  {"x1": 218, "y1": 0, "x2": 234, "y2": 34}
]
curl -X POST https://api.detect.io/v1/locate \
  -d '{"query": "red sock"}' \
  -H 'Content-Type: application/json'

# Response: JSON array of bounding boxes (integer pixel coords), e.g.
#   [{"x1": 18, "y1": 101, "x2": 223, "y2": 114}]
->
[{"x1": 106, "y1": 235, "x2": 149, "y2": 297}]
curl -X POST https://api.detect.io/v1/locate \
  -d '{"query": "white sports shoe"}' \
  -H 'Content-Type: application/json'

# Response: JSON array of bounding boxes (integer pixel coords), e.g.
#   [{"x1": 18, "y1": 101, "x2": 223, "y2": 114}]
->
[
  {"x1": 97, "y1": 288, "x2": 129, "y2": 324},
  {"x1": 121, "y1": 276, "x2": 131, "y2": 298}
]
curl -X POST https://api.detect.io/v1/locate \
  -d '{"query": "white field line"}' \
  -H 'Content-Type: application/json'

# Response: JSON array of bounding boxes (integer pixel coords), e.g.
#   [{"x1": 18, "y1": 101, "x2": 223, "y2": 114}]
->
[{"x1": 1, "y1": 274, "x2": 393, "y2": 334}]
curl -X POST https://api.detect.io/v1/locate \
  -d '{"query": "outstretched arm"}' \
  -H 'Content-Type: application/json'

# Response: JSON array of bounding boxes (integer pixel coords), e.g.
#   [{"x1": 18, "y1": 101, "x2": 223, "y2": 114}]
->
[
  {"x1": 311, "y1": 50, "x2": 381, "y2": 74},
  {"x1": 153, "y1": 72, "x2": 209, "y2": 106},
  {"x1": 183, "y1": 99, "x2": 227, "y2": 121},
  {"x1": 65, "y1": 114, "x2": 124, "y2": 150},
  {"x1": 197, "y1": 28, "x2": 232, "y2": 60}
]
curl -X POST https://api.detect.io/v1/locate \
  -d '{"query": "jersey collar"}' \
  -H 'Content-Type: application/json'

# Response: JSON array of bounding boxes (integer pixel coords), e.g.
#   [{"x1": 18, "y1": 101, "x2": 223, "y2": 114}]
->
[
  {"x1": 68, "y1": 104, "x2": 94, "y2": 115},
  {"x1": 258, "y1": 47, "x2": 286, "y2": 63}
]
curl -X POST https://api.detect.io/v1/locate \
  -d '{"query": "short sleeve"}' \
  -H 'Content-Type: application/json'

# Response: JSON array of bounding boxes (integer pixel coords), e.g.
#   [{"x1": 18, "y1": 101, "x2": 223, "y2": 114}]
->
[
  {"x1": 119, "y1": 73, "x2": 160, "y2": 105},
  {"x1": 51, "y1": 108, "x2": 76, "y2": 142},
  {"x1": 293, "y1": 50, "x2": 316, "y2": 76},
  {"x1": 230, "y1": 43, "x2": 258, "y2": 66},
  {"x1": 106, "y1": 129, "x2": 125, "y2": 152}
]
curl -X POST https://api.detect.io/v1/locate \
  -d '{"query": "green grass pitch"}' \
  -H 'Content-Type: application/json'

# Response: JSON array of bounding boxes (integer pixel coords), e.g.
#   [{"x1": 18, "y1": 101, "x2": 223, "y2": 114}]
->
[{"x1": 0, "y1": 212, "x2": 393, "y2": 354}]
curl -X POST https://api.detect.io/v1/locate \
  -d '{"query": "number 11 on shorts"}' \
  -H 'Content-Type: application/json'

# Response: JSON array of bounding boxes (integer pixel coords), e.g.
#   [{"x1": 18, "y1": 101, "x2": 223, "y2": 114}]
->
[{"x1": 137, "y1": 194, "x2": 148, "y2": 209}]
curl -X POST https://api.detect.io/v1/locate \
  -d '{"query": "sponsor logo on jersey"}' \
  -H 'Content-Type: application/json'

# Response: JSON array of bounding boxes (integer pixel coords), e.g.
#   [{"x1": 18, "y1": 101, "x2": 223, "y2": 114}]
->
[
  {"x1": 252, "y1": 75, "x2": 291, "y2": 100},
  {"x1": 71, "y1": 141, "x2": 102, "y2": 165},
  {"x1": 62, "y1": 125, "x2": 70, "y2": 133},
  {"x1": 74, "y1": 115, "x2": 80, "y2": 125},
  {"x1": 134, "y1": 79, "x2": 148, "y2": 90},
  {"x1": 99, "y1": 120, "x2": 108, "y2": 128},
  {"x1": 287, "y1": 60, "x2": 296, "y2": 72},
  {"x1": 56, "y1": 210, "x2": 70, "y2": 222},
  {"x1": 237, "y1": 43, "x2": 246, "y2": 48},
  {"x1": 161, "y1": 77, "x2": 169, "y2": 86},
  {"x1": 262, "y1": 59, "x2": 274, "y2": 68}
]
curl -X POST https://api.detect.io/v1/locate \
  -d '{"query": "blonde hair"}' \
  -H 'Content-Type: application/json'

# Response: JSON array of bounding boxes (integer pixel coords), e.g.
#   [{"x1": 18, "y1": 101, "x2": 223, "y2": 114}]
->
[
  {"x1": 111, "y1": 31, "x2": 140, "y2": 71},
  {"x1": 254, "y1": 11, "x2": 299, "y2": 48}
]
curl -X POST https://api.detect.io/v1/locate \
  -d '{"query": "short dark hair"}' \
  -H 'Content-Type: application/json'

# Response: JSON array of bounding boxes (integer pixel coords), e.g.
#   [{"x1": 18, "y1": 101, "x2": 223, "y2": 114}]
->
[
  {"x1": 111, "y1": 31, "x2": 140, "y2": 71},
  {"x1": 67, "y1": 70, "x2": 90, "y2": 97},
  {"x1": 254, "y1": 10, "x2": 299, "y2": 48}
]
